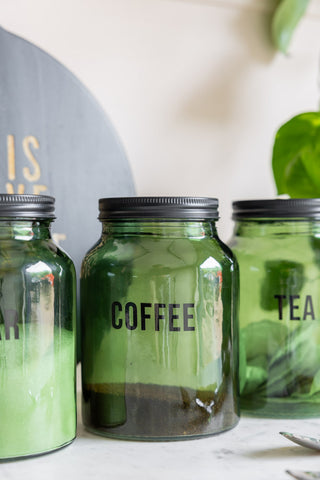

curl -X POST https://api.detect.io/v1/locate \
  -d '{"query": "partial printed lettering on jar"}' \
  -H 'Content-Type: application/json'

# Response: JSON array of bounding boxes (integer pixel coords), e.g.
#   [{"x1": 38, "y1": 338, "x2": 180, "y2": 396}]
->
[{"x1": 0, "y1": 309, "x2": 20, "y2": 340}]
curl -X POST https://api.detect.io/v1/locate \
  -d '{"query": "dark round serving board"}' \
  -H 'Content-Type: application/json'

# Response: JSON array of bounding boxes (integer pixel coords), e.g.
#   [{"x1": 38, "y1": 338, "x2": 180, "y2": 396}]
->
[{"x1": 0, "y1": 26, "x2": 135, "y2": 274}]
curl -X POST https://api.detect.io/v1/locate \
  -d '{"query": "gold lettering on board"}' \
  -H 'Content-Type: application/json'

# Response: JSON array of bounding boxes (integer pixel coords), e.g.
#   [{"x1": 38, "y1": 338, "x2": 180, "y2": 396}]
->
[
  {"x1": 32, "y1": 184, "x2": 48, "y2": 195},
  {"x1": 7, "y1": 135, "x2": 16, "y2": 181},
  {"x1": 52, "y1": 233, "x2": 67, "y2": 246},
  {"x1": 5, "y1": 183, "x2": 25, "y2": 194},
  {"x1": 22, "y1": 136, "x2": 41, "y2": 182}
]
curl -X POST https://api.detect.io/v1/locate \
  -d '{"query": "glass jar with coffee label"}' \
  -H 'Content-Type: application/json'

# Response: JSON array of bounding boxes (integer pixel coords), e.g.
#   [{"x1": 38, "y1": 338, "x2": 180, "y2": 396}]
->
[
  {"x1": 0, "y1": 194, "x2": 76, "y2": 458},
  {"x1": 231, "y1": 199, "x2": 320, "y2": 418},
  {"x1": 81, "y1": 196, "x2": 239, "y2": 440}
]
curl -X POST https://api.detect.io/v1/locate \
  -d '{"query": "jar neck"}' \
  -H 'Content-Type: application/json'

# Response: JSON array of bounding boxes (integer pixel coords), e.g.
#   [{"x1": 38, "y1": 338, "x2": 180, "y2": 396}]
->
[
  {"x1": 0, "y1": 219, "x2": 53, "y2": 241},
  {"x1": 233, "y1": 219, "x2": 320, "y2": 237},
  {"x1": 101, "y1": 220, "x2": 218, "y2": 239}
]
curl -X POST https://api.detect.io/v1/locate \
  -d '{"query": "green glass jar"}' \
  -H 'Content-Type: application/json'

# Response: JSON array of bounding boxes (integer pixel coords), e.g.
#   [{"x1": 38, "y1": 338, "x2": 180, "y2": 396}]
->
[
  {"x1": 0, "y1": 194, "x2": 76, "y2": 459},
  {"x1": 81, "y1": 196, "x2": 239, "y2": 440},
  {"x1": 231, "y1": 199, "x2": 320, "y2": 418}
]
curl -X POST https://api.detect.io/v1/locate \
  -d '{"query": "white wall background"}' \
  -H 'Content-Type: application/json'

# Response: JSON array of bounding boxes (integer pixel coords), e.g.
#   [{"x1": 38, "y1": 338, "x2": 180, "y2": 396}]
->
[{"x1": 1, "y1": 0, "x2": 320, "y2": 240}]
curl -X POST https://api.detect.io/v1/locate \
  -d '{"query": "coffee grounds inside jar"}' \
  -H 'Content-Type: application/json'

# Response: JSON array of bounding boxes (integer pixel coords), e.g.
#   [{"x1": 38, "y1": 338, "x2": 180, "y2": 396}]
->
[{"x1": 82, "y1": 382, "x2": 236, "y2": 439}]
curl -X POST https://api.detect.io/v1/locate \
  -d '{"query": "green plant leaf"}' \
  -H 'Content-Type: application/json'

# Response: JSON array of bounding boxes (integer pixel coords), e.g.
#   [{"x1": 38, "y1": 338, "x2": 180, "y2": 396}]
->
[
  {"x1": 272, "y1": 112, "x2": 320, "y2": 198},
  {"x1": 271, "y1": 0, "x2": 310, "y2": 54}
]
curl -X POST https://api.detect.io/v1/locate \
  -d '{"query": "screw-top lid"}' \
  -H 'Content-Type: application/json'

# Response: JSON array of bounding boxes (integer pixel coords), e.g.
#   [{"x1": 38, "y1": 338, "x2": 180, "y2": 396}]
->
[
  {"x1": 232, "y1": 199, "x2": 320, "y2": 219},
  {"x1": 99, "y1": 197, "x2": 219, "y2": 220},
  {"x1": 0, "y1": 194, "x2": 55, "y2": 218}
]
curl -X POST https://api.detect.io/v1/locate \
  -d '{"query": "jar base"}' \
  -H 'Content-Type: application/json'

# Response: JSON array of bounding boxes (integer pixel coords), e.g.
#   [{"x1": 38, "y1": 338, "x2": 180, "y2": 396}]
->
[
  {"x1": 241, "y1": 397, "x2": 320, "y2": 419},
  {"x1": 82, "y1": 382, "x2": 239, "y2": 440},
  {"x1": 84, "y1": 419, "x2": 240, "y2": 442},
  {"x1": 0, "y1": 436, "x2": 76, "y2": 461}
]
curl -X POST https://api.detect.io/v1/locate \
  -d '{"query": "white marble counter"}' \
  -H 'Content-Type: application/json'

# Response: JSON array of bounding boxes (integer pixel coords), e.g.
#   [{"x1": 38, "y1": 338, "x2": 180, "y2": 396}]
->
[{"x1": 1, "y1": 407, "x2": 320, "y2": 480}]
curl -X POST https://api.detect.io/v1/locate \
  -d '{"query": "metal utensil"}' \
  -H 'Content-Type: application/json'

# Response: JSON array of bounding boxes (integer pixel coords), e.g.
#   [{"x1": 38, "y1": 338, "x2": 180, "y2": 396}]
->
[
  {"x1": 286, "y1": 470, "x2": 320, "y2": 480},
  {"x1": 280, "y1": 432, "x2": 320, "y2": 451}
]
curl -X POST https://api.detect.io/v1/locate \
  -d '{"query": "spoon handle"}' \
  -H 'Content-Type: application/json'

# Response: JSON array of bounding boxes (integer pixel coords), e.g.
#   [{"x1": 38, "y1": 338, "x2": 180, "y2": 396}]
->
[
  {"x1": 287, "y1": 470, "x2": 320, "y2": 480},
  {"x1": 280, "y1": 432, "x2": 320, "y2": 451}
]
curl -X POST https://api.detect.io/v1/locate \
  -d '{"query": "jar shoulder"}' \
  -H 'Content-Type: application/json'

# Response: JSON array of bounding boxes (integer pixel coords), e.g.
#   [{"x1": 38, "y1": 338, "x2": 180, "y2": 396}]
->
[
  {"x1": 0, "y1": 238, "x2": 76, "y2": 276},
  {"x1": 81, "y1": 235, "x2": 236, "y2": 276},
  {"x1": 230, "y1": 233, "x2": 318, "y2": 260}
]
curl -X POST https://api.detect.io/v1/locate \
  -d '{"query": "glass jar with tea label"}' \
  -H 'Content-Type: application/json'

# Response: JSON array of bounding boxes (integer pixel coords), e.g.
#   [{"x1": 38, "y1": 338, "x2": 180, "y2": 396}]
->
[
  {"x1": 231, "y1": 199, "x2": 320, "y2": 418},
  {"x1": 81, "y1": 196, "x2": 239, "y2": 440},
  {"x1": 0, "y1": 194, "x2": 76, "y2": 458}
]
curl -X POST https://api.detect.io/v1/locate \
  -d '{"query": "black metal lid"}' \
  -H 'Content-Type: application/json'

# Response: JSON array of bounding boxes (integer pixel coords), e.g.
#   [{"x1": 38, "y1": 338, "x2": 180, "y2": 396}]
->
[
  {"x1": 232, "y1": 199, "x2": 320, "y2": 219},
  {"x1": 99, "y1": 197, "x2": 219, "y2": 220},
  {"x1": 0, "y1": 194, "x2": 55, "y2": 218}
]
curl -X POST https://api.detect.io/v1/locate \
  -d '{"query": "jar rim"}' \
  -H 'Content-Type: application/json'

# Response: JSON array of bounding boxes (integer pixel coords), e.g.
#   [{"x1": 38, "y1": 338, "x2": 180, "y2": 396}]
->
[
  {"x1": 0, "y1": 194, "x2": 55, "y2": 219},
  {"x1": 232, "y1": 198, "x2": 320, "y2": 219},
  {"x1": 98, "y1": 196, "x2": 219, "y2": 220}
]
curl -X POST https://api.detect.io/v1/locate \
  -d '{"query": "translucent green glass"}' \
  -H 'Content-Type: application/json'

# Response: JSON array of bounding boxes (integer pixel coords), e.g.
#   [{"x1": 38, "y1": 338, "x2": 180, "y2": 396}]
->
[
  {"x1": 0, "y1": 219, "x2": 76, "y2": 458},
  {"x1": 231, "y1": 219, "x2": 320, "y2": 418},
  {"x1": 81, "y1": 220, "x2": 239, "y2": 440}
]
